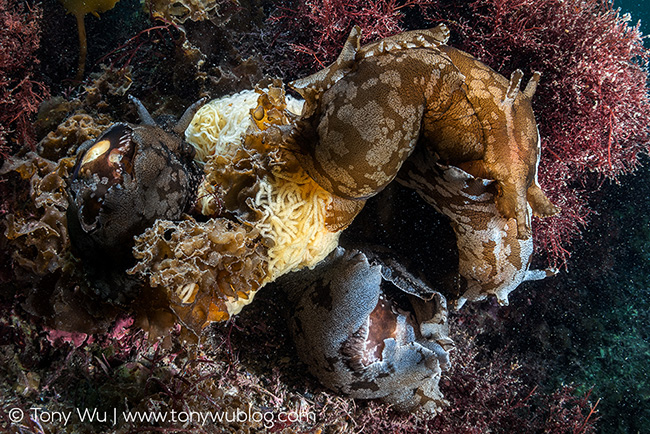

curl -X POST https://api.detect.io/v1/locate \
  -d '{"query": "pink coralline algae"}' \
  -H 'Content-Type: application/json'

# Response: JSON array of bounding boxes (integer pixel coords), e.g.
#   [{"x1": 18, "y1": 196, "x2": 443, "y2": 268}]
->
[{"x1": 270, "y1": 0, "x2": 650, "y2": 266}]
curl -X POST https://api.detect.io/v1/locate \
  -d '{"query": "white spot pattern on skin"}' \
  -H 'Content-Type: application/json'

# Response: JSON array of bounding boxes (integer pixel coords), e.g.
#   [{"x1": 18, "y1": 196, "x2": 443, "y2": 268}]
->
[
  {"x1": 393, "y1": 103, "x2": 420, "y2": 125},
  {"x1": 388, "y1": 89, "x2": 402, "y2": 108},
  {"x1": 488, "y1": 85, "x2": 504, "y2": 100},
  {"x1": 318, "y1": 151, "x2": 358, "y2": 190},
  {"x1": 423, "y1": 72, "x2": 442, "y2": 99},
  {"x1": 365, "y1": 128, "x2": 404, "y2": 168},
  {"x1": 337, "y1": 100, "x2": 385, "y2": 143},
  {"x1": 376, "y1": 54, "x2": 398, "y2": 68},
  {"x1": 397, "y1": 137, "x2": 418, "y2": 161},
  {"x1": 469, "y1": 79, "x2": 491, "y2": 100},
  {"x1": 469, "y1": 66, "x2": 491, "y2": 81},
  {"x1": 361, "y1": 78, "x2": 379, "y2": 90},
  {"x1": 379, "y1": 70, "x2": 401, "y2": 87},
  {"x1": 461, "y1": 131, "x2": 479, "y2": 147},
  {"x1": 325, "y1": 130, "x2": 348, "y2": 157},
  {"x1": 344, "y1": 84, "x2": 358, "y2": 102},
  {"x1": 364, "y1": 167, "x2": 389, "y2": 183},
  {"x1": 330, "y1": 69, "x2": 348, "y2": 86},
  {"x1": 460, "y1": 115, "x2": 473, "y2": 127}
]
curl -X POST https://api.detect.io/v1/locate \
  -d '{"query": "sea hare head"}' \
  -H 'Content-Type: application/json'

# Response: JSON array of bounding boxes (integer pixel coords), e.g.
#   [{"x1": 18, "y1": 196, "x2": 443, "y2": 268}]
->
[
  {"x1": 66, "y1": 97, "x2": 203, "y2": 301},
  {"x1": 282, "y1": 246, "x2": 453, "y2": 413}
]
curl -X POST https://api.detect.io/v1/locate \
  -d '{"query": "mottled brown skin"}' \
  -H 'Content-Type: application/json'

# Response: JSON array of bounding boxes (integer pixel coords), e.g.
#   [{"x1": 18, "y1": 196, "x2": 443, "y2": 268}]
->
[
  {"x1": 398, "y1": 146, "x2": 556, "y2": 308},
  {"x1": 290, "y1": 25, "x2": 452, "y2": 200},
  {"x1": 289, "y1": 25, "x2": 558, "y2": 239},
  {"x1": 424, "y1": 46, "x2": 559, "y2": 238}
]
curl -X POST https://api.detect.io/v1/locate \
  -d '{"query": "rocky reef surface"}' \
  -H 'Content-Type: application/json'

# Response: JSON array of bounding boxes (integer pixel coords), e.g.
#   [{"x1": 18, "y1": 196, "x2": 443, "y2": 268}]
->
[{"x1": 1, "y1": 0, "x2": 649, "y2": 433}]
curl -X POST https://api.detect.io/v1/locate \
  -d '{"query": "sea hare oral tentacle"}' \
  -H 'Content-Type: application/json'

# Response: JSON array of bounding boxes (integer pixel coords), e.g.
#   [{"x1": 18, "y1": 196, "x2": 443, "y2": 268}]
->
[
  {"x1": 282, "y1": 246, "x2": 452, "y2": 413},
  {"x1": 289, "y1": 24, "x2": 558, "y2": 238}
]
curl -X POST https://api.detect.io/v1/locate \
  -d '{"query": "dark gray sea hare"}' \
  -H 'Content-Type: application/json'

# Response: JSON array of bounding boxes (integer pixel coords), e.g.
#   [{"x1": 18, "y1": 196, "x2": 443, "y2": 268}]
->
[
  {"x1": 282, "y1": 246, "x2": 454, "y2": 413},
  {"x1": 66, "y1": 97, "x2": 203, "y2": 302}
]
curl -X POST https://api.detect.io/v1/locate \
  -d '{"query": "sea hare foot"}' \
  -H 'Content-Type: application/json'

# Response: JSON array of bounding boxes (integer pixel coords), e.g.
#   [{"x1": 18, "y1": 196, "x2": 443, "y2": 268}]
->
[{"x1": 281, "y1": 246, "x2": 453, "y2": 413}]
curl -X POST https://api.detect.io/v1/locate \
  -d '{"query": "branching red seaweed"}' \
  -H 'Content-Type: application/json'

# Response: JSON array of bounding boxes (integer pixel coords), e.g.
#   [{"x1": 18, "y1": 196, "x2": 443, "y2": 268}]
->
[
  {"x1": 0, "y1": 0, "x2": 49, "y2": 156},
  {"x1": 268, "y1": 0, "x2": 437, "y2": 77},
  {"x1": 96, "y1": 18, "x2": 181, "y2": 72},
  {"x1": 420, "y1": 0, "x2": 650, "y2": 266}
]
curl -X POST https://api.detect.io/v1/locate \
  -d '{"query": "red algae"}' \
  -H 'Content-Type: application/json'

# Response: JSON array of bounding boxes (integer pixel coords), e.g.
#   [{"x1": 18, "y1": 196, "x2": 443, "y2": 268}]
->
[
  {"x1": 0, "y1": 0, "x2": 49, "y2": 155},
  {"x1": 427, "y1": 319, "x2": 598, "y2": 434},
  {"x1": 268, "y1": 0, "x2": 436, "y2": 77},
  {"x1": 350, "y1": 316, "x2": 598, "y2": 434}
]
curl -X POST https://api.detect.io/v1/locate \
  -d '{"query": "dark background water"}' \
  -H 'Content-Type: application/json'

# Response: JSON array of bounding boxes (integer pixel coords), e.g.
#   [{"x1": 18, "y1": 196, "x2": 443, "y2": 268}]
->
[
  {"x1": 578, "y1": 3, "x2": 650, "y2": 433},
  {"x1": 617, "y1": 0, "x2": 650, "y2": 41}
]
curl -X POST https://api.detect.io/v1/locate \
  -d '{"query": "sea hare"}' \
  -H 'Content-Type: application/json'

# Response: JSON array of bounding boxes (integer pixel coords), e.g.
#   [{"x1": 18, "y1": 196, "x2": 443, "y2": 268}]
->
[
  {"x1": 289, "y1": 24, "x2": 559, "y2": 239},
  {"x1": 63, "y1": 23, "x2": 559, "y2": 347},
  {"x1": 398, "y1": 146, "x2": 556, "y2": 307},
  {"x1": 281, "y1": 246, "x2": 453, "y2": 414},
  {"x1": 66, "y1": 96, "x2": 203, "y2": 302},
  {"x1": 47, "y1": 23, "x2": 564, "y2": 414},
  {"x1": 276, "y1": 24, "x2": 561, "y2": 408}
]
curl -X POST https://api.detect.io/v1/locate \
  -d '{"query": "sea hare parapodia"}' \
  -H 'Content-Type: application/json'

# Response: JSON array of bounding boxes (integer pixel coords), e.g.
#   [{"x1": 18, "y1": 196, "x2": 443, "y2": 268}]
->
[
  {"x1": 288, "y1": 24, "x2": 559, "y2": 240},
  {"x1": 282, "y1": 246, "x2": 453, "y2": 414}
]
